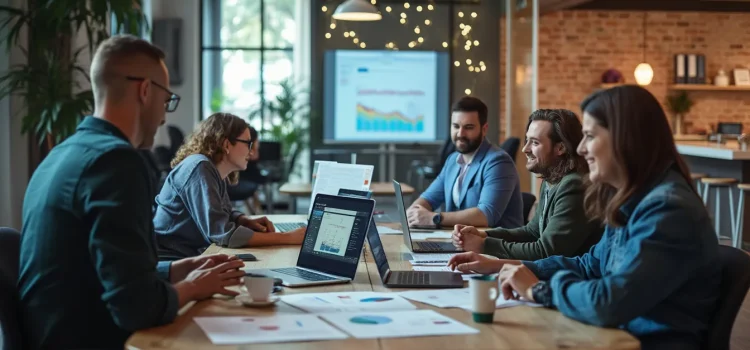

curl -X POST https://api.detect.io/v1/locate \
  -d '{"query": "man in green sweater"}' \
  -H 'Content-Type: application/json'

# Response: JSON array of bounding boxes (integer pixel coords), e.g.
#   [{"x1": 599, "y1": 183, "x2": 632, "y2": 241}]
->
[{"x1": 452, "y1": 109, "x2": 602, "y2": 260}]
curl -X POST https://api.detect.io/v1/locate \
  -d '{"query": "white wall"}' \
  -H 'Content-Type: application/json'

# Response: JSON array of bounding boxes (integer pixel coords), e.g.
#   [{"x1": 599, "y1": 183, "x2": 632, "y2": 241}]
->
[
  {"x1": 0, "y1": 0, "x2": 29, "y2": 230},
  {"x1": 152, "y1": 0, "x2": 200, "y2": 146}
]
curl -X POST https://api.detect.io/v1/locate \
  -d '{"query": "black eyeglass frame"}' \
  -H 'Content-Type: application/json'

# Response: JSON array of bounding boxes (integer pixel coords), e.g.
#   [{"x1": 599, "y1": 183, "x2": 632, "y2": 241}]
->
[{"x1": 125, "y1": 76, "x2": 181, "y2": 112}]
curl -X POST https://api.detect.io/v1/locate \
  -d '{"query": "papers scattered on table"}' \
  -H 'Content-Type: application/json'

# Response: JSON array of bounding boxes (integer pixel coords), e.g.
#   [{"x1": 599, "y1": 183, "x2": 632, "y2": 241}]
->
[
  {"x1": 410, "y1": 232, "x2": 453, "y2": 240},
  {"x1": 280, "y1": 292, "x2": 416, "y2": 314},
  {"x1": 194, "y1": 314, "x2": 348, "y2": 345},
  {"x1": 309, "y1": 162, "x2": 374, "y2": 215},
  {"x1": 399, "y1": 288, "x2": 542, "y2": 309},
  {"x1": 409, "y1": 253, "x2": 455, "y2": 265},
  {"x1": 318, "y1": 310, "x2": 479, "y2": 339},
  {"x1": 376, "y1": 226, "x2": 402, "y2": 235}
]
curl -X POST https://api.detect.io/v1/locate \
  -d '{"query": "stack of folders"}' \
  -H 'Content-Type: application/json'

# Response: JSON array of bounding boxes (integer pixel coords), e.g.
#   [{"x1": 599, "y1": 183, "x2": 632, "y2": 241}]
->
[{"x1": 674, "y1": 54, "x2": 706, "y2": 84}]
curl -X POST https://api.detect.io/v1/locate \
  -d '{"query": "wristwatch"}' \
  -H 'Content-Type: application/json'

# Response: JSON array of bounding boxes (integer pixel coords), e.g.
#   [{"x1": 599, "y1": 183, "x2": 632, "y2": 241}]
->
[
  {"x1": 531, "y1": 281, "x2": 553, "y2": 308},
  {"x1": 432, "y1": 212, "x2": 442, "y2": 226}
]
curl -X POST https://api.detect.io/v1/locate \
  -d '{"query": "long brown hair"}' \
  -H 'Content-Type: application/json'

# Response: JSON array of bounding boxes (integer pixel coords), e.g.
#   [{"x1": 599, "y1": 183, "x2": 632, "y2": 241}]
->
[
  {"x1": 580, "y1": 85, "x2": 694, "y2": 226},
  {"x1": 526, "y1": 109, "x2": 589, "y2": 184},
  {"x1": 171, "y1": 113, "x2": 250, "y2": 185}
]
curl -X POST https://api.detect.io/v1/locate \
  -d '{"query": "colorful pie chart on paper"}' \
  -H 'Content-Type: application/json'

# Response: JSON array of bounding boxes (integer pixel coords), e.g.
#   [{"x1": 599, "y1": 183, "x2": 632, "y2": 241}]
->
[
  {"x1": 359, "y1": 297, "x2": 394, "y2": 303},
  {"x1": 349, "y1": 315, "x2": 393, "y2": 325}
]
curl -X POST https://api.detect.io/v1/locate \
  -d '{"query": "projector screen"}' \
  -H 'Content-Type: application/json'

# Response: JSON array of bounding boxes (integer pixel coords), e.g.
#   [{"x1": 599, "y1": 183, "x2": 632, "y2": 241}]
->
[{"x1": 323, "y1": 50, "x2": 450, "y2": 144}]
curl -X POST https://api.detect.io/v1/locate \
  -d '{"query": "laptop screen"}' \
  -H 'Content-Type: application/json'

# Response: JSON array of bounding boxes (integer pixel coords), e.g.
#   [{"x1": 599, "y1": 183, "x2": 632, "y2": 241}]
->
[
  {"x1": 296, "y1": 194, "x2": 375, "y2": 278},
  {"x1": 365, "y1": 218, "x2": 390, "y2": 280},
  {"x1": 392, "y1": 180, "x2": 414, "y2": 248}
]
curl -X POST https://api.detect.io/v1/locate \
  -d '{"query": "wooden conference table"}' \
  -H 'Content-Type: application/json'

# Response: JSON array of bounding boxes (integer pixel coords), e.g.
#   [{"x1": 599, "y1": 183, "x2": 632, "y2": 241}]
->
[
  {"x1": 126, "y1": 215, "x2": 639, "y2": 350},
  {"x1": 278, "y1": 182, "x2": 415, "y2": 213}
]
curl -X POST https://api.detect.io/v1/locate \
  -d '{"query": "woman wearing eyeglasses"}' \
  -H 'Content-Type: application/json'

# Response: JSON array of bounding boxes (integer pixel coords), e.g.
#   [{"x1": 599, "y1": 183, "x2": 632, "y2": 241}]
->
[{"x1": 153, "y1": 113, "x2": 305, "y2": 260}]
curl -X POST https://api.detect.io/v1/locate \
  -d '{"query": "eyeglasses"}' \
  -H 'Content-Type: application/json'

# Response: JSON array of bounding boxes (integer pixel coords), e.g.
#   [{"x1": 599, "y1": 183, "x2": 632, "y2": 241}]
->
[
  {"x1": 126, "y1": 76, "x2": 181, "y2": 112},
  {"x1": 233, "y1": 138, "x2": 253, "y2": 149}
]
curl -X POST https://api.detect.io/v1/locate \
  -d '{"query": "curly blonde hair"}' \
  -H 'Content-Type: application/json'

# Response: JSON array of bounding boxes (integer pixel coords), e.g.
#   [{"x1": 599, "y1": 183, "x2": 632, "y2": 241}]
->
[{"x1": 171, "y1": 112, "x2": 250, "y2": 185}]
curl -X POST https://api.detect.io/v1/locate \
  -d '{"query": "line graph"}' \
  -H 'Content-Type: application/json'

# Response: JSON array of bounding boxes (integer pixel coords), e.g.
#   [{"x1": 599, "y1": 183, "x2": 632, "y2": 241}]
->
[{"x1": 313, "y1": 212, "x2": 355, "y2": 257}]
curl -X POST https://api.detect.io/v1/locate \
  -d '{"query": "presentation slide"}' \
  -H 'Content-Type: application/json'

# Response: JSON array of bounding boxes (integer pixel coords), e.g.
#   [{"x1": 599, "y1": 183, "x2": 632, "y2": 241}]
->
[
  {"x1": 313, "y1": 210, "x2": 356, "y2": 257},
  {"x1": 324, "y1": 50, "x2": 449, "y2": 143}
]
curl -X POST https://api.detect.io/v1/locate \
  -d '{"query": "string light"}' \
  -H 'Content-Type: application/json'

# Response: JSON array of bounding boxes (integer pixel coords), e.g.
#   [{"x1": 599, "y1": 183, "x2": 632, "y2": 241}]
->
[
  {"x1": 344, "y1": 32, "x2": 349, "y2": 38},
  {"x1": 349, "y1": 31, "x2": 355, "y2": 36},
  {"x1": 428, "y1": 4, "x2": 434, "y2": 10},
  {"x1": 360, "y1": 42, "x2": 366, "y2": 48},
  {"x1": 442, "y1": 42, "x2": 448, "y2": 48},
  {"x1": 474, "y1": 40, "x2": 479, "y2": 46},
  {"x1": 417, "y1": 5, "x2": 422, "y2": 12},
  {"x1": 404, "y1": 2, "x2": 410, "y2": 8},
  {"x1": 458, "y1": 11, "x2": 464, "y2": 17},
  {"x1": 353, "y1": 38, "x2": 359, "y2": 44},
  {"x1": 471, "y1": 12, "x2": 477, "y2": 18},
  {"x1": 468, "y1": 66, "x2": 474, "y2": 72},
  {"x1": 414, "y1": 26, "x2": 420, "y2": 34},
  {"x1": 371, "y1": 0, "x2": 377, "y2": 4},
  {"x1": 408, "y1": 41, "x2": 416, "y2": 48},
  {"x1": 466, "y1": 59, "x2": 472, "y2": 65},
  {"x1": 424, "y1": 19, "x2": 431, "y2": 25},
  {"x1": 454, "y1": 61, "x2": 460, "y2": 66},
  {"x1": 386, "y1": 6, "x2": 392, "y2": 12},
  {"x1": 325, "y1": 33, "x2": 331, "y2": 39},
  {"x1": 400, "y1": 18, "x2": 406, "y2": 24},
  {"x1": 330, "y1": 23, "x2": 336, "y2": 29},
  {"x1": 400, "y1": 12, "x2": 407, "y2": 18},
  {"x1": 465, "y1": 89, "x2": 471, "y2": 95},
  {"x1": 417, "y1": 37, "x2": 424, "y2": 43},
  {"x1": 321, "y1": 5, "x2": 327, "y2": 12}
]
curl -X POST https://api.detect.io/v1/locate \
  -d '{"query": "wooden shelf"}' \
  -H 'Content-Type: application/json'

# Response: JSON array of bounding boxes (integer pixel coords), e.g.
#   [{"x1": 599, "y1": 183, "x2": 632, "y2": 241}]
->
[{"x1": 669, "y1": 84, "x2": 750, "y2": 91}]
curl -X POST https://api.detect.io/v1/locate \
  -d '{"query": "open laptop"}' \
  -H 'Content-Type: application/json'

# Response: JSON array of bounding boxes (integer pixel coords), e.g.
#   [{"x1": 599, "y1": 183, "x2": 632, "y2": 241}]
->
[
  {"x1": 246, "y1": 193, "x2": 376, "y2": 287},
  {"x1": 393, "y1": 180, "x2": 462, "y2": 253},
  {"x1": 275, "y1": 189, "x2": 372, "y2": 232},
  {"x1": 366, "y1": 219, "x2": 464, "y2": 288}
]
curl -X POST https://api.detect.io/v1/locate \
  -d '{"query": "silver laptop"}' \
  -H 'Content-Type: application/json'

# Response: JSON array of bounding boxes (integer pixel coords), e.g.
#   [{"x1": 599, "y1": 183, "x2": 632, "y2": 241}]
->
[
  {"x1": 246, "y1": 193, "x2": 376, "y2": 287},
  {"x1": 393, "y1": 180, "x2": 462, "y2": 253}
]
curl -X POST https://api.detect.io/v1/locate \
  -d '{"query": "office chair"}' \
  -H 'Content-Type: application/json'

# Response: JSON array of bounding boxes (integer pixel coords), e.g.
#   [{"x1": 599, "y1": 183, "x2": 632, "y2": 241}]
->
[
  {"x1": 0, "y1": 227, "x2": 22, "y2": 350},
  {"x1": 701, "y1": 245, "x2": 750, "y2": 350},
  {"x1": 500, "y1": 137, "x2": 520, "y2": 164},
  {"x1": 521, "y1": 192, "x2": 536, "y2": 225}
]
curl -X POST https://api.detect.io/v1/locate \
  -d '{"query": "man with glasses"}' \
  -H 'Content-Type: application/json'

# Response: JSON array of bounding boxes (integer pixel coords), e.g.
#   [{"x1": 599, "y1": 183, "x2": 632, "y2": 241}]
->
[{"x1": 18, "y1": 35, "x2": 244, "y2": 349}]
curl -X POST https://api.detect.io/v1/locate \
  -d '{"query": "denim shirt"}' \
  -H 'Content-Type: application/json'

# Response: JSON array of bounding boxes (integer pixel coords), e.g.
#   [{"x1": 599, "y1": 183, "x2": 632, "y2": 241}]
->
[
  {"x1": 525, "y1": 168, "x2": 720, "y2": 349},
  {"x1": 153, "y1": 154, "x2": 254, "y2": 259}
]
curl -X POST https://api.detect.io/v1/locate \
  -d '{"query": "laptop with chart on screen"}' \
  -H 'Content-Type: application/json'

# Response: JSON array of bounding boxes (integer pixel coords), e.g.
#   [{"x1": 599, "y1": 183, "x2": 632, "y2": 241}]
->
[{"x1": 246, "y1": 194, "x2": 375, "y2": 287}]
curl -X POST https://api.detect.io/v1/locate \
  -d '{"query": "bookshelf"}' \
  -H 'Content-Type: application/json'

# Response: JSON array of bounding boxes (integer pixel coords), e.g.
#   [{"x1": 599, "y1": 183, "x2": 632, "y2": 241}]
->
[{"x1": 668, "y1": 84, "x2": 750, "y2": 91}]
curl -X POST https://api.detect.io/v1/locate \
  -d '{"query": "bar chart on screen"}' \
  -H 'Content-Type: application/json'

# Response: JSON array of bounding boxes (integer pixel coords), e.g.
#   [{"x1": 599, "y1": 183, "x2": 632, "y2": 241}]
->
[{"x1": 313, "y1": 212, "x2": 355, "y2": 256}]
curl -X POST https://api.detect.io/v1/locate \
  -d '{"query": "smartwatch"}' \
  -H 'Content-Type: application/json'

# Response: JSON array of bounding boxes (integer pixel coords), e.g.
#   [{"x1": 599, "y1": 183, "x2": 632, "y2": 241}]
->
[
  {"x1": 432, "y1": 212, "x2": 442, "y2": 226},
  {"x1": 531, "y1": 281, "x2": 553, "y2": 308}
]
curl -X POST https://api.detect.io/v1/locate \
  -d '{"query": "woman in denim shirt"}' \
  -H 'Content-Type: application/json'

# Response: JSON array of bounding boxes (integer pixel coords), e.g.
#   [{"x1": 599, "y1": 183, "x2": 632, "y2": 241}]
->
[
  {"x1": 449, "y1": 85, "x2": 720, "y2": 349},
  {"x1": 153, "y1": 113, "x2": 305, "y2": 259}
]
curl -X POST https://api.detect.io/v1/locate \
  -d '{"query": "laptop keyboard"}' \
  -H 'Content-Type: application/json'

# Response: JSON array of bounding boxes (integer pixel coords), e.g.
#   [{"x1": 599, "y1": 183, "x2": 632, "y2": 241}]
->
[
  {"x1": 395, "y1": 272, "x2": 431, "y2": 285},
  {"x1": 416, "y1": 241, "x2": 450, "y2": 251},
  {"x1": 272, "y1": 267, "x2": 337, "y2": 281},
  {"x1": 276, "y1": 222, "x2": 306, "y2": 232}
]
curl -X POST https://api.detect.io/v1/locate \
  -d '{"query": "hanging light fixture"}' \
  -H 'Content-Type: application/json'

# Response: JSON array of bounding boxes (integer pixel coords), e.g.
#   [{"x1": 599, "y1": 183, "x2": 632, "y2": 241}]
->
[
  {"x1": 332, "y1": 0, "x2": 382, "y2": 21},
  {"x1": 634, "y1": 12, "x2": 653, "y2": 85}
]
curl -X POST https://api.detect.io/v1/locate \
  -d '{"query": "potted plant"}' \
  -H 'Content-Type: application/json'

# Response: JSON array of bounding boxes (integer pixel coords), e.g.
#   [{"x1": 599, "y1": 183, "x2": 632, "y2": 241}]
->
[
  {"x1": 249, "y1": 78, "x2": 315, "y2": 182},
  {"x1": 0, "y1": 0, "x2": 147, "y2": 153},
  {"x1": 665, "y1": 90, "x2": 694, "y2": 136}
]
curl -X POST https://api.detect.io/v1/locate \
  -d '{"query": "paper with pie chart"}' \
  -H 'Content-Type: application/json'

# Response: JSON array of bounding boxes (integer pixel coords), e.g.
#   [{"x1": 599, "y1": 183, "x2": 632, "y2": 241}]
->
[
  {"x1": 193, "y1": 314, "x2": 348, "y2": 344},
  {"x1": 319, "y1": 310, "x2": 479, "y2": 339},
  {"x1": 279, "y1": 292, "x2": 417, "y2": 313}
]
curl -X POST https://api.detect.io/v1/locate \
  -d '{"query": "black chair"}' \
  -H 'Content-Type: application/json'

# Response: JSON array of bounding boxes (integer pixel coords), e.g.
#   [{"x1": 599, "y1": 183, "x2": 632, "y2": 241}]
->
[
  {"x1": 408, "y1": 139, "x2": 456, "y2": 192},
  {"x1": 521, "y1": 192, "x2": 536, "y2": 225},
  {"x1": 702, "y1": 245, "x2": 750, "y2": 350},
  {"x1": 0, "y1": 227, "x2": 22, "y2": 350},
  {"x1": 500, "y1": 137, "x2": 521, "y2": 164}
]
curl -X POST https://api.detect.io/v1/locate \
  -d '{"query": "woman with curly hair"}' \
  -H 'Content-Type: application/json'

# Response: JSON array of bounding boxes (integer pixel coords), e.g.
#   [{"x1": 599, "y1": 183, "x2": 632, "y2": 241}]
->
[{"x1": 153, "y1": 113, "x2": 305, "y2": 259}]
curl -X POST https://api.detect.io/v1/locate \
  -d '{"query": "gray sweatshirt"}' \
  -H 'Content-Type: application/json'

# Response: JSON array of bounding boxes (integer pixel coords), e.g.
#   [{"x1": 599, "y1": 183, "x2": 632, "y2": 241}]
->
[{"x1": 153, "y1": 154, "x2": 254, "y2": 259}]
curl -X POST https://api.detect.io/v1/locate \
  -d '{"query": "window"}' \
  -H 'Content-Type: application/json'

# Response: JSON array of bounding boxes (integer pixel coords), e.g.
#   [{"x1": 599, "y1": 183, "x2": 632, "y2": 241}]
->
[{"x1": 201, "y1": 0, "x2": 297, "y2": 127}]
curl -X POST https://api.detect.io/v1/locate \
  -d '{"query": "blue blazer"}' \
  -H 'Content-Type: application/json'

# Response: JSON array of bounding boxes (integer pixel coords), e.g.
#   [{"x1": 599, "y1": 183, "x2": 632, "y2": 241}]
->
[{"x1": 420, "y1": 139, "x2": 524, "y2": 228}]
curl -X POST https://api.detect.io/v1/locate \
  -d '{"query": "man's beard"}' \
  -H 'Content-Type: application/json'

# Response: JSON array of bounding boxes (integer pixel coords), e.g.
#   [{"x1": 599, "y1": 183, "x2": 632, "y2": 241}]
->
[
  {"x1": 454, "y1": 135, "x2": 483, "y2": 154},
  {"x1": 527, "y1": 155, "x2": 558, "y2": 179}
]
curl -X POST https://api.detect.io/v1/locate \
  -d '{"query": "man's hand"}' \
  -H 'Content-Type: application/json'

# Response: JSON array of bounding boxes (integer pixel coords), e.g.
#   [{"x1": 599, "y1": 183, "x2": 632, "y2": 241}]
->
[
  {"x1": 240, "y1": 216, "x2": 276, "y2": 233},
  {"x1": 285, "y1": 227, "x2": 306, "y2": 244},
  {"x1": 406, "y1": 204, "x2": 435, "y2": 226},
  {"x1": 497, "y1": 263, "x2": 539, "y2": 301},
  {"x1": 170, "y1": 254, "x2": 240, "y2": 283},
  {"x1": 451, "y1": 224, "x2": 486, "y2": 253},
  {"x1": 177, "y1": 259, "x2": 246, "y2": 300},
  {"x1": 447, "y1": 252, "x2": 502, "y2": 274}
]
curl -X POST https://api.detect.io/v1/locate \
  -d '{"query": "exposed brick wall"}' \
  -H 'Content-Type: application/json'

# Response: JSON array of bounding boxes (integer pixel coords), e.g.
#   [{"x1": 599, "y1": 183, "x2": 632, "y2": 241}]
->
[{"x1": 537, "y1": 10, "x2": 750, "y2": 133}]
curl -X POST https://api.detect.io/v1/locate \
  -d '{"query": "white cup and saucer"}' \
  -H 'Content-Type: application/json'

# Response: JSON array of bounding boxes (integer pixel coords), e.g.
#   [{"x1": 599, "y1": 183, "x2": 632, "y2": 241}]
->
[{"x1": 237, "y1": 275, "x2": 279, "y2": 307}]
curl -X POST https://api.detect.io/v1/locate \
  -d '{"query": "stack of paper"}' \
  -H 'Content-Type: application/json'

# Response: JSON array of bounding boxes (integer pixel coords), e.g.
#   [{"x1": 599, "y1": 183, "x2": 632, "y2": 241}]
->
[
  {"x1": 318, "y1": 310, "x2": 479, "y2": 339},
  {"x1": 194, "y1": 314, "x2": 348, "y2": 344},
  {"x1": 409, "y1": 253, "x2": 455, "y2": 265},
  {"x1": 376, "y1": 226, "x2": 402, "y2": 235},
  {"x1": 399, "y1": 288, "x2": 542, "y2": 309},
  {"x1": 280, "y1": 292, "x2": 416, "y2": 313},
  {"x1": 309, "y1": 162, "x2": 374, "y2": 215},
  {"x1": 410, "y1": 232, "x2": 453, "y2": 240}
]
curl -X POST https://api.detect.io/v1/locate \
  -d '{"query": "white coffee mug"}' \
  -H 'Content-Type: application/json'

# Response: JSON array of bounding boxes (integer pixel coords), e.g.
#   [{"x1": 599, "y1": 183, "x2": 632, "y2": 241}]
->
[
  {"x1": 244, "y1": 275, "x2": 274, "y2": 302},
  {"x1": 469, "y1": 274, "x2": 499, "y2": 323}
]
